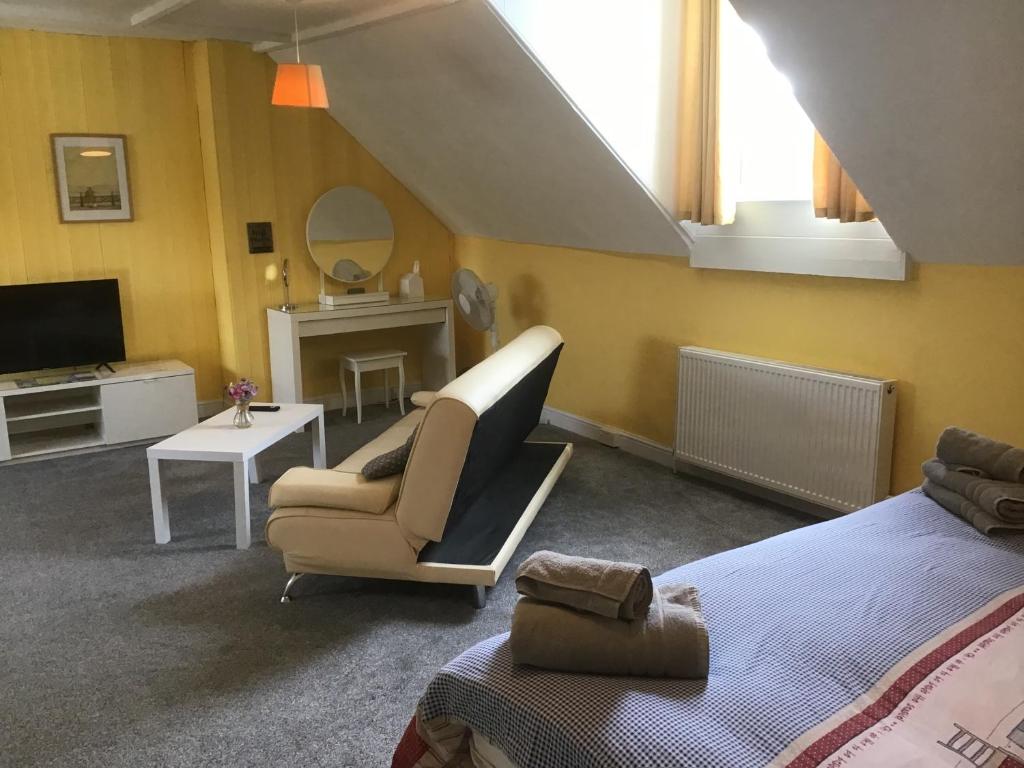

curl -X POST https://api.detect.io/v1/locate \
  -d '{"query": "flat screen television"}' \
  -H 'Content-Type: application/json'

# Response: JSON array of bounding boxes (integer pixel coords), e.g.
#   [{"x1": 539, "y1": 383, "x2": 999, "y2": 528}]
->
[{"x1": 0, "y1": 279, "x2": 127, "y2": 375}]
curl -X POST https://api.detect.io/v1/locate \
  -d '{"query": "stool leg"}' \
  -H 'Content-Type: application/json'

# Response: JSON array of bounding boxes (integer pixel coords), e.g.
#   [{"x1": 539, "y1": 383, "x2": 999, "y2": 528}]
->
[
  {"x1": 383, "y1": 369, "x2": 390, "y2": 409},
  {"x1": 354, "y1": 367, "x2": 363, "y2": 424},
  {"x1": 398, "y1": 360, "x2": 406, "y2": 415},
  {"x1": 339, "y1": 364, "x2": 348, "y2": 418}
]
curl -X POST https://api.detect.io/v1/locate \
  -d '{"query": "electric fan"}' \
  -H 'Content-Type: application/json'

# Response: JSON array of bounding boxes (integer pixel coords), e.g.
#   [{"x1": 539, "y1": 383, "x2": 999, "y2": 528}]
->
[{"x1": 451, "y1": 268, "x2": 499, "y2": 352}]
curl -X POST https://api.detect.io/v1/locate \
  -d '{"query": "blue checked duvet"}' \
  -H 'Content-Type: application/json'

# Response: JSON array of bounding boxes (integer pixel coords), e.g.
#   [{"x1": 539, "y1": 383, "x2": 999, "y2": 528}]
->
[{"x1": 407, "y1": 491, "x2": 1024, "y2": 768}]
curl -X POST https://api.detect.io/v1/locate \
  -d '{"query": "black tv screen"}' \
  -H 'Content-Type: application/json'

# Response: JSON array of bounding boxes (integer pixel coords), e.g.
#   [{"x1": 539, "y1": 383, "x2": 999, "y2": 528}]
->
[{"x1": 0, "y1": 279, "x2": 127, "y2": 375}]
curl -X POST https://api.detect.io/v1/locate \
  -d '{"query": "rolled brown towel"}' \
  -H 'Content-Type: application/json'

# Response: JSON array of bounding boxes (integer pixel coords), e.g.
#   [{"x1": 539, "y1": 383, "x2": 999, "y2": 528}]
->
[
  {"x1": 515, "y1": 551, "x2": 653, "y2": 620},
  {"x1": 936, "y1": 427, "x2": 1024, "y2": 484},
  {"x1": 922, "y1": 480, "x2": 1024, "y2": 535},
  {"x1": 510, "y1": 583, "x2": 709, "y2": 679},
  {"x1": 922, "y1": 459, "x2": 1024, "y2": 524}
]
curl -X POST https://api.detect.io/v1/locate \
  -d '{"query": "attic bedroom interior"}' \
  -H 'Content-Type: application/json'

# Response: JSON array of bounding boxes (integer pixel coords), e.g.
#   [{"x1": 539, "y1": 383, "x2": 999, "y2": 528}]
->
[{"x1": 1, "y1": 1, "x2": 1023, "y2": 766}]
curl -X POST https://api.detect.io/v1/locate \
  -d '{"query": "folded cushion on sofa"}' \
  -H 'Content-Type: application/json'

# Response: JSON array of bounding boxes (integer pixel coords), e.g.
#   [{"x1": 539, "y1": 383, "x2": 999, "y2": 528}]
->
[
  {"x1": 336, "y1": 409, "x2": 425, "y2": 473},
  {"x1": 362, "y1": 427, "x2": 418, "y2": 479},
  {"x1": 269, "y1": 467, "x2": 400, "y2": 514}
]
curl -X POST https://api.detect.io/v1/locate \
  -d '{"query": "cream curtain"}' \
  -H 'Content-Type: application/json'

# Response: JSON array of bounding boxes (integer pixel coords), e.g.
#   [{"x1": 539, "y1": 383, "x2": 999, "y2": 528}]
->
[
  {"x1": 677, "y1": 0, "x2": 735, "y2": 226},
  {"x1": 813, "y1": 132, "x2": 875, "y2": 222}
]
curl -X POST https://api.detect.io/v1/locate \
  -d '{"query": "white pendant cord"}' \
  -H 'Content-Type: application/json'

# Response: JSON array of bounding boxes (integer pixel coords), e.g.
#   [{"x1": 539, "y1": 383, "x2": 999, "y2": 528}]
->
[{"x1": 293, "y1": 7, "x2": 301, "y2": 63}]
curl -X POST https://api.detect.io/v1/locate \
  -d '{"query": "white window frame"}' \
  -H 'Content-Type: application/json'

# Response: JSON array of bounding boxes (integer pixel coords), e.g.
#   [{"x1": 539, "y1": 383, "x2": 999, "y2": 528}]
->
[{"x1": 683, "y1": 201, "x2": 906, "y2": 281}]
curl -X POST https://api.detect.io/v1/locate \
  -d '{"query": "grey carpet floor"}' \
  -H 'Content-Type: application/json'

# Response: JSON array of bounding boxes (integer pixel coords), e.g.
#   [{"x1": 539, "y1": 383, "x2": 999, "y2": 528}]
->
[{"x1": 0, "y1": 406, "x2": 815, "y2": 768}]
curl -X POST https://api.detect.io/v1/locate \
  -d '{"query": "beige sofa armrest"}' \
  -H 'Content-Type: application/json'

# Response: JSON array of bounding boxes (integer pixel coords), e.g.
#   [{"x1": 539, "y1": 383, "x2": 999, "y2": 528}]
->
[
  {"x1": 410, "y1": 390, "x2": 438, "y2": 408},
  {"x1": 269, "y1": 467, "x2": 400, "y2": 515}
]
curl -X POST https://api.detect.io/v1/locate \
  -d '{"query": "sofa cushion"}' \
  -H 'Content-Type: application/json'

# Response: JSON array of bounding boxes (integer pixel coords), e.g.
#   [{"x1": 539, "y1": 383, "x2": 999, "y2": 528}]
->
[
  {"x1": 395, "y1": 397, "x2": 478, "y2": 545},
  {"x1": 266, "y1": 504, "x2": 419, "y2": 576},
  {"x1": 269, "y1": 467, "x2": 400, "y2": 514},
  {"x1": 362, "y1": 427, "x2": 418, "y2": 479},
  {"x1": 336, "y1": 409, "x2": 424, "y2": 473}
]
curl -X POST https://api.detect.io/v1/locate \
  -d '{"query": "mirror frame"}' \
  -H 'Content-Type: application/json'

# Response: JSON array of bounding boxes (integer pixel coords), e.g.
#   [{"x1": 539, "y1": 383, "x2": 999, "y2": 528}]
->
[{"x1": 305, "y1": 186, "x2": 395, "y2": 284}]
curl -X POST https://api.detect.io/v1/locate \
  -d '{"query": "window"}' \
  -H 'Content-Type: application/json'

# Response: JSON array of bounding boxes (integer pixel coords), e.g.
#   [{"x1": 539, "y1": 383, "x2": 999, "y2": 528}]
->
[
  {"x1": 719, "y1": 0, "x2": 814, "y2": 203},
  {"x1": 685, "y1": 1, "x2": 905, "y2": 281}
]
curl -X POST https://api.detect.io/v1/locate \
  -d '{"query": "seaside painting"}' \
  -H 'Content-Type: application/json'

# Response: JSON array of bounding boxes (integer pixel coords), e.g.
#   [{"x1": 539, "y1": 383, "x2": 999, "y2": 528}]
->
[{"x1": 51, "y1": 134, "x2": 133, "y2": 222}]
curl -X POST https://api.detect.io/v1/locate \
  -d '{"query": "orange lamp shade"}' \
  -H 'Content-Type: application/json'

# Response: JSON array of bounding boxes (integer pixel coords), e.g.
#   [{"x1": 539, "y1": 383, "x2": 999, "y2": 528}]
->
[{"x1": 272, "y1": 63, "x2": 329, "y2": 109}]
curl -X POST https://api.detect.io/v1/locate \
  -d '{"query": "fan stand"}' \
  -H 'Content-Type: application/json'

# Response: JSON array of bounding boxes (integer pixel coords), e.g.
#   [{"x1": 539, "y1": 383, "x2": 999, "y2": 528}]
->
[
  {"x1": 489, "y1": 318, "x2": 500, "y2": 353},
  {"x1": 319, "y1": 270, "x2": 390, "y2": 307},
  {"x1": 487, "y1": 283, "x2": 500, "y2": 352}
]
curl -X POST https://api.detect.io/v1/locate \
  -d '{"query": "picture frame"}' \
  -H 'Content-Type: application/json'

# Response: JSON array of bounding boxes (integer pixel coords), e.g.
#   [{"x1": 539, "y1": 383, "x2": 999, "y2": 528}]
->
[{"x1": 51, "y1": 134, "x2": 133, "y2": 223}]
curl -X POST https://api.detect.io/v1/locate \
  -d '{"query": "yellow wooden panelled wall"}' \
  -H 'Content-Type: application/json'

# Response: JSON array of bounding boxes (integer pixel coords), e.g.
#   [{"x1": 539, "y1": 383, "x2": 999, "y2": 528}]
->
[
  {"x1": 0, "y1": 30, "x2": 222, "y2": 398},
  {"x1": 0, "y1": 30, "x2": 454, "y2": 403},
  {"x1": 190, "y1": 40, "x2": 453, "y2": 397}
]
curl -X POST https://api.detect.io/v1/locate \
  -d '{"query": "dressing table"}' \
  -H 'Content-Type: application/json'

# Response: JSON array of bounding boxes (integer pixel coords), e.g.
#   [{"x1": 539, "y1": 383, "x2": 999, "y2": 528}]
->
[
  {"x1": 266, "y1": 297, "x2": 455, "y2": 404},
  {"x1": 267, "y1": 184, "x2": 457, "y2": 405}
]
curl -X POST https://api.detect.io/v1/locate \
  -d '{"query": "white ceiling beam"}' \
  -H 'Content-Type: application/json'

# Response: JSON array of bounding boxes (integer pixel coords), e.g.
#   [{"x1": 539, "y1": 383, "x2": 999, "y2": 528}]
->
[
  {"x1": 252, "y1": 0, "x2": 461, "y2": 54},
  {"x1": 130, "y1": 0, "x2": 199, "y2": 27}
]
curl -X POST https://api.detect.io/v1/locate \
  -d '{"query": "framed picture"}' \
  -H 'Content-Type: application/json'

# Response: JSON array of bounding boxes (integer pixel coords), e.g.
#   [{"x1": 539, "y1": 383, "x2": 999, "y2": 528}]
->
[{"x1": 51, "y1": 134, "x2": 133, "y2": 223}]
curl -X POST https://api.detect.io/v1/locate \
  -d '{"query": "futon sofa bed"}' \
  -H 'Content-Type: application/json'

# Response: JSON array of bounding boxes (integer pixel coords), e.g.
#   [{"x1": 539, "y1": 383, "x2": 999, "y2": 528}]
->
[{"x1": 265, "y1": 325, "x2": 572, "y2": 607}]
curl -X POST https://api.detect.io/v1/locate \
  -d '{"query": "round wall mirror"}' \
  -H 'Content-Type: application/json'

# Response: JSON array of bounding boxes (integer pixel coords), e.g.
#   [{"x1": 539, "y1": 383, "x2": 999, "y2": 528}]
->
[{"x1": 306, "y1": 186, "x2": 394, "y2": 284}]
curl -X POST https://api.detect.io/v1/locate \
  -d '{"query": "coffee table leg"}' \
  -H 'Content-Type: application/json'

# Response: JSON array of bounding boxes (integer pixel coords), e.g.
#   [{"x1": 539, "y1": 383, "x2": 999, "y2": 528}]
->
[
  {"x1": 247, "y1": 456, "x2": 260, "y2": 485},
  {"x1": 149, "y1": 457, "x2": 170, "y2": 544},
  {"x1": 312, "y1": 414, "x2": 326, "y2": 469},
  {"x1": 233, "y1": 461, "x2": 252, "y2": 550}
]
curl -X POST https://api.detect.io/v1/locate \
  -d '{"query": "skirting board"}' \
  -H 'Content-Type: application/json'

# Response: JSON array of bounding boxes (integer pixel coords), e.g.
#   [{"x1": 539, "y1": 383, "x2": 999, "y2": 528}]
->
[{"x1": 539, "y1": 406, "x2": 673, "y2": 468}]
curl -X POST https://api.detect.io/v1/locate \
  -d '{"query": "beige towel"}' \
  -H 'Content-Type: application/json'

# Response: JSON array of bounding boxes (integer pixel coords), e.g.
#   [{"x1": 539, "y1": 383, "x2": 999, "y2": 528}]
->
[
  {"x1": 922, "y1": 459, "x2": 1024, "y2": 524},
  {"x1": 510, "y1": 583, "x2": 709, "y2": 679},
  {"x1": 515, "y1": 551, "x2": 653, "y2": 620},
  {"x1": 936, "y1": 427, "x2": 1024, "y2": 483},
  {"x1": 922, "y1": 480, "x2": 1024, "y2": 535}
]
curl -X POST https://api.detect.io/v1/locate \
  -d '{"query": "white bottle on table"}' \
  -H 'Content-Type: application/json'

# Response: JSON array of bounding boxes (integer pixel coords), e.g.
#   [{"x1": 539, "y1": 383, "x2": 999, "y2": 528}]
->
[{"x1": 399, "y1": 260, "x2": 425, "y2": 300}]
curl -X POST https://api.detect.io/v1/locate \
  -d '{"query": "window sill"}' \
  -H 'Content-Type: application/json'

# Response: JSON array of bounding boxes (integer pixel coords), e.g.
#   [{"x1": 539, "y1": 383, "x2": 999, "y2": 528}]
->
[{"x1": 683, "y1": 201, "x2": 907, "y2": 281}]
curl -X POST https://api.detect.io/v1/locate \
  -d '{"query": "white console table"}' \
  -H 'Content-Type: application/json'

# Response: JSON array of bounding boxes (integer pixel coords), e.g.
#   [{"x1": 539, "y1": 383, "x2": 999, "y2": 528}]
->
[
  {"x1": 267, "y1": 297, "x2": 456, "y2": 405},
  {"x1": 0, "y1": 360, "x2": 197, "y2": 462}
]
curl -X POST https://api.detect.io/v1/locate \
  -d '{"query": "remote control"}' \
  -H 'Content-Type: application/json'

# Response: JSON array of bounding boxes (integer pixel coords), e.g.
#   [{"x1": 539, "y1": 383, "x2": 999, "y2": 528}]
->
[{"x1": 249, "y1": 405, "x2": 281, "y2": 412}]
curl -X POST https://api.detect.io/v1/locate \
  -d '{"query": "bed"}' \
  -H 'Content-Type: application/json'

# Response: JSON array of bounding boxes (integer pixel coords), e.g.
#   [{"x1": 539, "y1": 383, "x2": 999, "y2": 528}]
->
[{"x1": 392, "y1": 491, "x2": 1024, "y2": 768}]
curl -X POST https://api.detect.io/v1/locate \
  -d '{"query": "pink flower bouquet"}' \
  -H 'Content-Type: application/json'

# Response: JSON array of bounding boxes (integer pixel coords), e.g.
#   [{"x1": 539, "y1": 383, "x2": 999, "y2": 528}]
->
[{"x1": 226, "y1": 378, "x2": 259, "y2": 404}]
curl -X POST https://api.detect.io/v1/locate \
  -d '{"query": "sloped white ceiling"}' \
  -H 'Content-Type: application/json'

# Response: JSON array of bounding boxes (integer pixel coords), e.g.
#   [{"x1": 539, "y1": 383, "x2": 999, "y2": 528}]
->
[
  {"x1": 730, "y1": 0, "x2": 1024, "y2": 265},
  {"x1": 280, "y1": 0, "x2": 690, "y2": 257}
]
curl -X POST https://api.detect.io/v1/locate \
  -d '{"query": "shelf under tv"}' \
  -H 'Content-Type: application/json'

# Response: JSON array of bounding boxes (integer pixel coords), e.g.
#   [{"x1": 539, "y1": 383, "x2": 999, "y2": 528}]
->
[
  {"x1": 9, "y1": 423, "x2": 105, "y2": 459},
  {"x1": 3, "y1": 387, "x2": 102, "y2": 421},
  {"x1": 0, "y1": 360, "x2": 198, "y2": 463}
]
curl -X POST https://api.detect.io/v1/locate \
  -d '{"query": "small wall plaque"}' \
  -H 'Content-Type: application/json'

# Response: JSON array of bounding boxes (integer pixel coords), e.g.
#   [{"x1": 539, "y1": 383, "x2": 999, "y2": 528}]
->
[{"x1": 247, "y1": 222, "x2": 274, "y2": 254}]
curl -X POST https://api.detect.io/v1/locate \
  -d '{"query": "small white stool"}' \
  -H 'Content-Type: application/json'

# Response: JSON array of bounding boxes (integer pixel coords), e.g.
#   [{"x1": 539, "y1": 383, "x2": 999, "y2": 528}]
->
[{"x1": 339, "y1": 350, "x2": 407, "y2": 424}]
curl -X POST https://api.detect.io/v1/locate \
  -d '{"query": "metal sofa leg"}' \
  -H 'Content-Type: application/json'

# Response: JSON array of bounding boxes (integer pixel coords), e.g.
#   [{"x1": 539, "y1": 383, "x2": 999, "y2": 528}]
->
[
  {"x1": 280, "y1": 573, "x2": 305, "y2": 603},
  {"x1": 471, "y1": 585, "x2": 487, "y2": 609}
]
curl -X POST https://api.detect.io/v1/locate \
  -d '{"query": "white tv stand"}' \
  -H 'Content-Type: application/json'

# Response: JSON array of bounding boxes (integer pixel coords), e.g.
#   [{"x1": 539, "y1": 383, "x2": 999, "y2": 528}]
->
[{"x1": 0, "y1": 360, "x2": 197, "y2": 462}]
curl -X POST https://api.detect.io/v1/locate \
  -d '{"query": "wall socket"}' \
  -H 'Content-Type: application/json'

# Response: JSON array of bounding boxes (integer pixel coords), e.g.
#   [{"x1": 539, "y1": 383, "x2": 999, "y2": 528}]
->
[{"x1": 246, "y1": 222, "x2": 274, "y2": 254}]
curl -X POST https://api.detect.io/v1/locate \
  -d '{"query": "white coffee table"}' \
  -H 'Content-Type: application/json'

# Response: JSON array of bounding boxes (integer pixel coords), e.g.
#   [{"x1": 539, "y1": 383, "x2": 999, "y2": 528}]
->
[{"x1": 146, "y1": 403, "x2": 325, "y2": 549}]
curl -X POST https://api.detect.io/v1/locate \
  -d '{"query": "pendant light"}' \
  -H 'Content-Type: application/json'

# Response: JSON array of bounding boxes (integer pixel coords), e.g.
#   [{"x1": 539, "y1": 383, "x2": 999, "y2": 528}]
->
[{"x1": 271, "y1": 2, "x2": 329, "y2": 109}]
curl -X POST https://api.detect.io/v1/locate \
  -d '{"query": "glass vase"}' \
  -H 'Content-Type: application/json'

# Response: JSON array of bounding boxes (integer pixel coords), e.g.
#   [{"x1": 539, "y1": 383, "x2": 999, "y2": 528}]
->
[{"x1": 233, "y1": 401, "x2": 255, "y2": 429}]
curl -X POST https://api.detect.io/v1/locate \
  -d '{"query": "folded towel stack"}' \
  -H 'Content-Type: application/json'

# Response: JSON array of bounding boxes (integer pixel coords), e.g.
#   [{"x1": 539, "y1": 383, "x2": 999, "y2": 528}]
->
[
  {"x1": 514, "y1": 549, "x2": 653, "y2": 620},
  {"x1": 509, "y1": 550, "x2": 709, "y2": 679},
  {"x1": 922, "y1": 427, "x2": 1024, "y2": 534}
]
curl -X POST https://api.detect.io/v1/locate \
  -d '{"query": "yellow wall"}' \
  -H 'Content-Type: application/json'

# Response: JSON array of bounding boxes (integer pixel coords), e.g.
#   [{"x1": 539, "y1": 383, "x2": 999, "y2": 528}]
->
[
  {"x1": 0, "y1": 30, "x2": 453, "y2": 403},
  {"x1": 191, "y1": 41, "x2": 453, "y2": 399},
  {"x1": 0, "y1": 29, "x2": 223, "y2": 399},
  {"x1": 455, "y1": 237, "x2": 1024, "y2": 493}
]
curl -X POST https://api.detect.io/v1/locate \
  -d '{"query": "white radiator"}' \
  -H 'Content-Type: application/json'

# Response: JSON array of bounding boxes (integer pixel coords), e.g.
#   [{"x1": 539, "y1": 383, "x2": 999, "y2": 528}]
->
[{"x1": 675, "y1": 347, "x2": 897, "y2": 513}]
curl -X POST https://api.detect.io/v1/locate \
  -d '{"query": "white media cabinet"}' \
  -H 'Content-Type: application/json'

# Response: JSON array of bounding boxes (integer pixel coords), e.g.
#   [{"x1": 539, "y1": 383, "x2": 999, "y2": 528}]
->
[{"x1": 0, "y1": 360, "x2": 197, "y2": 462}]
